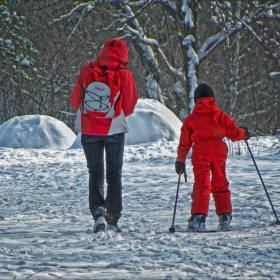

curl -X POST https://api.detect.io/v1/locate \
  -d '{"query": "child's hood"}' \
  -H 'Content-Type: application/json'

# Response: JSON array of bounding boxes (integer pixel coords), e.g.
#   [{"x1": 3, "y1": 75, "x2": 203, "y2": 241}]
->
[{"x1": 192, "y1": 97, "x2": 219, "y2": 114}]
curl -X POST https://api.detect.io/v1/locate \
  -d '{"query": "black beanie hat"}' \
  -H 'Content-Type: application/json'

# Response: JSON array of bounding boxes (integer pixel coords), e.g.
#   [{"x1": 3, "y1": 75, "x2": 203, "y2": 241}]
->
[{"x1": 194, "y1": 83, "x2": 215, "y2": 104}]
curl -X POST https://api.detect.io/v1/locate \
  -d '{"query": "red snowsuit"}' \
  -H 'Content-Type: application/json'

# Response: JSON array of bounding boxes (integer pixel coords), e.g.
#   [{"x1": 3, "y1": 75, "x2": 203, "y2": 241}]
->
[{"x1": 177, "y1": 97, "x2": 248, "y2": 215}]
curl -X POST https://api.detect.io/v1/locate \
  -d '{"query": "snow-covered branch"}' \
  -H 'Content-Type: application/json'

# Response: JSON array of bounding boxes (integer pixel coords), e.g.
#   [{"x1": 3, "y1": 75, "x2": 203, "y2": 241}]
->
[
  {"x1": 121, "y1": 22, "x2": 185, "y2": 81},
  {"x1": 210, "y1": 0, "x2": 280, "y2": 63},
  {"x1": 121, "y1": 5, "x2": 185, "y2": 83},
  {"x1": 52, "y1": 2, "x2": 94, "y2": 24},
  {"x1": 198, "y1": 30, "x2": 229, "y2": 61},
  {"x1": 182, "y1": 0, "x2": 194, "y2": 29},
  {"x1": 64, "y1": 7, "x2": 88, "y2": 46},
  {"x1": 233, "y1": 13, "x2": 262, "y2": 43},
  {"x1": 60, "y1": 111, "x2": 77, "y2": 117},
  {"x1": 269, "y1": 72, "x2": 280, "y2": 77},
  {"x1": 237, "y1": 104, "x2": 278, "y2": 122},
  {"x1": 124, "y1": 24, "x2": 185, "y2": 81}
]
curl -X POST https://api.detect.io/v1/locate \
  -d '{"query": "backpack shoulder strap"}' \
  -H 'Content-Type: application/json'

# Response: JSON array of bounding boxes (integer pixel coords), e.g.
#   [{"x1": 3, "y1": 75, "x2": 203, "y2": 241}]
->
[{"x1": 115, "y1": 64, "x2": 131, "y2": 73}]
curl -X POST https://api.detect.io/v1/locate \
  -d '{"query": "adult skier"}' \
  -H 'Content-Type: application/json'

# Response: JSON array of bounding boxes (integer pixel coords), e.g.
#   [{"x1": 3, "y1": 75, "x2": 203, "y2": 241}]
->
[{"x1": 71, "y1": 39, "x2": 139, "y2": 233}]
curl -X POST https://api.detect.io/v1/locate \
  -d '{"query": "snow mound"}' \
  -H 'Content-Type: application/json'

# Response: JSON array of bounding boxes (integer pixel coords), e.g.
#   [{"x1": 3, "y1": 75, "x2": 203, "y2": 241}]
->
[
  {"x1": 70, "y1": 134, "x2": 82, "y2": 149},
  {"x1": 69, "y1": 99, "x2": 182, "y2": 148},
  {"x1": 0, "y1": 115, "x2": 76, "y2": 149},
  {"x1": 125, "y1": 99, "x2": 182, "y2": 145}
]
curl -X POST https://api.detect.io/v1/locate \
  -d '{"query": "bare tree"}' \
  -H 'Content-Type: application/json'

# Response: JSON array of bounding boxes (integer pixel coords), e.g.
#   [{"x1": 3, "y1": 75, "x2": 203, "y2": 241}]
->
[
  {"x1": 1, "y1": 0, "x2": 279, "y2": 135},
  {"x1": 51, "y1": 1, "x2": 279, "y2": 112},
  {"x1": 201, "y1": 0, "x2": 280, "y2": 134}
]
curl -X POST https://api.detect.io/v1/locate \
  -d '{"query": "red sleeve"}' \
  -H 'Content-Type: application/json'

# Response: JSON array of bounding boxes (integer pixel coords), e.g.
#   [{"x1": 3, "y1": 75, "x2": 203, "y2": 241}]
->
[
  {"x1": 119, "y1": 70, "x2": 139, "y2": 117},
  {"x1": 221, "y1": 112, "x2": 247, "y2": 142},
  {"x1": 70, "y1": 64, "x2": 91, "y2": 109},
  {"x1": 177, "y1": 119, "x2": 193, "y2": 162}
]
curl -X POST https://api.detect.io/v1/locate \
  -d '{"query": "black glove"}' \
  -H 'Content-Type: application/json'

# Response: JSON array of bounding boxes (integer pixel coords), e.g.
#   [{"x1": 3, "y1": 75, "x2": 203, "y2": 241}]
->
[
  {"x1": 175, "y1": 160, "x2": 187, "y2": 182},
  {"x1": 240, "y1": 126, "x2": 250, "y2": 140}
]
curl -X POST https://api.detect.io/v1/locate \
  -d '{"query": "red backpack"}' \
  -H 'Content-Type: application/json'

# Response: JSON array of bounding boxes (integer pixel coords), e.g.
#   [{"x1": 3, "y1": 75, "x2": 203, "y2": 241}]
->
[{"x1": 82, "y1": 62, "x2": 126, "y2": 118}]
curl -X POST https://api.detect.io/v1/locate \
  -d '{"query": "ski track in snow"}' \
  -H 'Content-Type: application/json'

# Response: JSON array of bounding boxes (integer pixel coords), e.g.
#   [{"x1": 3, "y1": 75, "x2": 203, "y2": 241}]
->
[{"x1": 1, "y1": 141, "x2": 280, "y2": 280}]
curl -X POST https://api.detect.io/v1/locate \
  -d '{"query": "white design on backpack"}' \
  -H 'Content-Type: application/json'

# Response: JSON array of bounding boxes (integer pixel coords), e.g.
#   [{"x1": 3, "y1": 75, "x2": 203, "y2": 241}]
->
[
  {"x1": 83, "y1": 81, "x2": 121, "y2": 118},
  {"x1": 84, "y1": 81, "x2": 110, "y2": 112}
]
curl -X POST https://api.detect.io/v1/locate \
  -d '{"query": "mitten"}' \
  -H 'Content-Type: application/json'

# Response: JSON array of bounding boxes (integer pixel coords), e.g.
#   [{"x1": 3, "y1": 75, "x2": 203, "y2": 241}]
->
[
  {"x1": 175, "y1": 160, "x2": 186, "y2": 175},
  {"x1": 175, "y1": 160, "x2": 187, "y2": 182},
  {"x1": 240, "y1": 126, "x2": 250, "y2": 140}
]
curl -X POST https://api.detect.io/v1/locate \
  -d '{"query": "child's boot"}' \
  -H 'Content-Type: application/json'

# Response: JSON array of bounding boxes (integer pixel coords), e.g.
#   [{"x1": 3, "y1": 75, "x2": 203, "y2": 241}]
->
[
  {"x1": 218, "y1": 213, "x2": 232, "y2": 231},
  {"x1": 187, "y1": 214, "x2": 207, "y2": 231}
]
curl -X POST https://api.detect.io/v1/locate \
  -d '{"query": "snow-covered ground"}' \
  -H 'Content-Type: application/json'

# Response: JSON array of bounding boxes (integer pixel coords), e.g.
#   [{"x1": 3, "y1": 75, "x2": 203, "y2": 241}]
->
[{"x1": 1, "y1": 100, "x2": 280, "y2": 279}]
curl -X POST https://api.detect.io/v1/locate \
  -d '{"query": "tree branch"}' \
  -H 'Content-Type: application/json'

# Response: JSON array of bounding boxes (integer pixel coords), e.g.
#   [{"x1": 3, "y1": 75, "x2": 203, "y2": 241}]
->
[{"x1": 52, "y1": 2, "x2": 94, "y2": 24}]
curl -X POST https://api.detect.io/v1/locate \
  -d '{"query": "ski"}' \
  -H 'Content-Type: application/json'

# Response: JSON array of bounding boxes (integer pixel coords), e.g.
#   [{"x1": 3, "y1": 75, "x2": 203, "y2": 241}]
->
[{"x1": 170, "y1": 225, "x2": 231, "y2": 233}]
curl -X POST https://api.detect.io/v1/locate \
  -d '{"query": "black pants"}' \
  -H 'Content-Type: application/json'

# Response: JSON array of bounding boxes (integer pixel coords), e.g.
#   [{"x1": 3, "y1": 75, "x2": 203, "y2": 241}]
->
[{"x1": 81, "y1": 133, "x2": 124, "y2": 223}]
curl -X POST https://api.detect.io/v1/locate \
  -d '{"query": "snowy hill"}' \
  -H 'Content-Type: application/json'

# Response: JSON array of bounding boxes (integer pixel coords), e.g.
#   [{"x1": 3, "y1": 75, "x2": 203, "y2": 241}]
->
[{"x1": 0, "y1": 115, "x2": 76, "y2": 149}]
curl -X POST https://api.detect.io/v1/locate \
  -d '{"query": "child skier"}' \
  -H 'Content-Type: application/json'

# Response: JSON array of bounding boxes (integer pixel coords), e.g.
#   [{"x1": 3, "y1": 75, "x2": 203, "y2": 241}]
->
[{"x1": 175, "y1": 83, "x2": 250, "y2": 231}]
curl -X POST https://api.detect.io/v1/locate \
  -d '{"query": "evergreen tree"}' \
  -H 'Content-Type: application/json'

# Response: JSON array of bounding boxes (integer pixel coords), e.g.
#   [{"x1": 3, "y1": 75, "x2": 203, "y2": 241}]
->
[{"x1": 0, "y1": 0, "x2": 37, "y2": 83}]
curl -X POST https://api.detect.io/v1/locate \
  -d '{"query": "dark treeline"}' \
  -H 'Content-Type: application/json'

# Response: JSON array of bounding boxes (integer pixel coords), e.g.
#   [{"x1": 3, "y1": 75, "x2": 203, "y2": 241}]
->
[{"x1": 1, "y1": 1, "x2": 280, "y2": 135}]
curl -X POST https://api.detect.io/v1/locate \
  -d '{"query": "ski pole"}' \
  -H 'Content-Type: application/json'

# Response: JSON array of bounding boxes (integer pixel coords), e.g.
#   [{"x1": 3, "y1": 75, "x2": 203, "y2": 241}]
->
[
  {"x1": 169, "y1": 173, "x2": 182, "y2": 233},
  {"x1": 244, "y1": 140, "x2": 280, "y2": 225}
]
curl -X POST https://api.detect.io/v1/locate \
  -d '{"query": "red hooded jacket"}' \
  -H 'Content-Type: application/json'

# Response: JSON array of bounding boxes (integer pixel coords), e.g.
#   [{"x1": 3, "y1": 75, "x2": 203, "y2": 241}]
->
[
  {"x1": 71, "y1": 39, "x2": 139, "y2": 135},
  {"x1": 177, "y1": 97, "x2": 247, "y2": 162}
]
